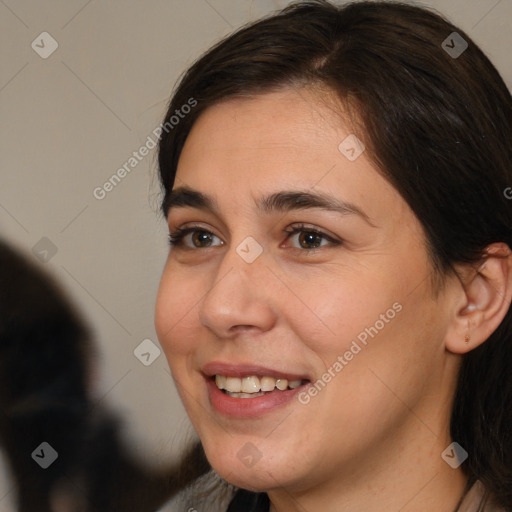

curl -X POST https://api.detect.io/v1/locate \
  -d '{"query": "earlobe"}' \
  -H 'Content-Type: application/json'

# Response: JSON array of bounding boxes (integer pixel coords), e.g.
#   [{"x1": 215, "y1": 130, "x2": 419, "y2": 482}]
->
[{"x1": 446, "y1": 243, "x2": 512, "y2": 355}]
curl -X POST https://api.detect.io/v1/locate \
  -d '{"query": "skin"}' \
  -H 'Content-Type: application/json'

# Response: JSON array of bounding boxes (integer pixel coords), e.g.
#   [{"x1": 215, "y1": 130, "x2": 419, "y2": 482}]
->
[{"x1": 155, "y1": 87, "x2": 511, "y2": 511}]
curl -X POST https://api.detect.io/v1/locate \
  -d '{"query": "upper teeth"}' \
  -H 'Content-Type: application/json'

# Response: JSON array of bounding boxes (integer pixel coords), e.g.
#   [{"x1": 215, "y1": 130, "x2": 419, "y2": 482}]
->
[{"x1": 215, "y1": 375, "x2": 303, "y2": 393}]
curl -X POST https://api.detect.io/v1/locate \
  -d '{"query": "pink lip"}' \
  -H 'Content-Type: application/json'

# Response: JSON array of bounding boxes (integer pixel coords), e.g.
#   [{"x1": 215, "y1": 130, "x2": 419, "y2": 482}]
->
[{"x1": 202, "y1": 361, "x2": 311, "y2": 418}]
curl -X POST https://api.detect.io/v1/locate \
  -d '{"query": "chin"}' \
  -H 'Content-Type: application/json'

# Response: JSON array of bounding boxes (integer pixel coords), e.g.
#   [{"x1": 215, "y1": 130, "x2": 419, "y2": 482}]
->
[
  {"x1": 212, "y1": 462, "x2": 282, "y2": 493},
  {"x1": 203, "y1": 439, "x2": 299, "y2": 493}
]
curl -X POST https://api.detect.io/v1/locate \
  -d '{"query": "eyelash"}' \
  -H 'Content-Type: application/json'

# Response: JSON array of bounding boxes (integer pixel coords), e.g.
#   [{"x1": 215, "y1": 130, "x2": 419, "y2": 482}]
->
[{"x1": 168, "y1": 223, "x2": 341, "y2": 252}]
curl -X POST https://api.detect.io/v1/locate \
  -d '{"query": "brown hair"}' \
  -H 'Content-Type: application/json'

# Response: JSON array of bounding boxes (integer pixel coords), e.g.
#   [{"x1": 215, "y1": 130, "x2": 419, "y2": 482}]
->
[{"x1": 158, "y1": 1, "x2": 512, "y2": 506}]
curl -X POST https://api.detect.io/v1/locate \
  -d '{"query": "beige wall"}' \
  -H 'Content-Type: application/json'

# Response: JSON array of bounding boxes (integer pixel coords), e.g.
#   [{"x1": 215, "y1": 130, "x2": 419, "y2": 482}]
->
[{"x1": 0, "y1": 1, "x2": 510, "y2": 509}]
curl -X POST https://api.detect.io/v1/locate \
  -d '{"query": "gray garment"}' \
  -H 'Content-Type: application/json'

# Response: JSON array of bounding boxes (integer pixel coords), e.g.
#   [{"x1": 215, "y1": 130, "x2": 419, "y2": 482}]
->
[
  {"x1": 162, "y1": 473, "x2": 506, "y2": 512},
  {"x1": 457, "y1": 481, "x2": 506, "y2": 512},
  {"x1": 224, "y1": 479, "x2": 507, "y2": 512}
]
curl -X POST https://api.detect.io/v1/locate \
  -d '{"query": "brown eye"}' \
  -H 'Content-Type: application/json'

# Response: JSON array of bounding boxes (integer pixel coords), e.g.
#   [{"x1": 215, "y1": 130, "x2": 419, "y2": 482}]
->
[
  {"x1": 297, "y1": 231, "x2": 324, "y2": 249},
  {"x1": 191, "y1": 230, "x2": 215, "y2": 247},
  {"x1": 168, "y1": 227, "x2": 223, "y2": 248},
  {"x1": 285, "y1": 224, "x2": 341, "y2": 251}
]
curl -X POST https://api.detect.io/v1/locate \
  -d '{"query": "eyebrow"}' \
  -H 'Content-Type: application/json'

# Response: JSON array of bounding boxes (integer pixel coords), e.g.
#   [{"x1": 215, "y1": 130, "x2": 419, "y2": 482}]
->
[{"x1": 164, "y1": 186, "x2": 376, "y2": 227}]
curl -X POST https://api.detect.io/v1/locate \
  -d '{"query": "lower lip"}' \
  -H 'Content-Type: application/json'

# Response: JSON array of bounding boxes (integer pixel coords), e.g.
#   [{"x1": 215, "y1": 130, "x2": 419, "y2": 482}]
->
[{"x1": 206, "y1": 377, "x2": 306, "y2": 418}]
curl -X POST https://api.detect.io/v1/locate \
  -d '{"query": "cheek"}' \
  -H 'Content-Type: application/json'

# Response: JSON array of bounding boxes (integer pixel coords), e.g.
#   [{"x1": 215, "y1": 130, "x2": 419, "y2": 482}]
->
[
  {"x1": 155, "y1": 266, "x2": 202, "y2": 363},
  {"x1": 284, "y1": 259, "x2": 435, "y2": 405},
  {"x1": 280, "y1": 265, "x2": 403, "y2": 358}
]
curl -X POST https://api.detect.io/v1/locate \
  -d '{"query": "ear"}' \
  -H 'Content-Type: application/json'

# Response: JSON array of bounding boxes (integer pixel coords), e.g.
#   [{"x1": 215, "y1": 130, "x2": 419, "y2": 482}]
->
[{"x1": 445, "y1": 242, "x2": 512, "y2": 355}]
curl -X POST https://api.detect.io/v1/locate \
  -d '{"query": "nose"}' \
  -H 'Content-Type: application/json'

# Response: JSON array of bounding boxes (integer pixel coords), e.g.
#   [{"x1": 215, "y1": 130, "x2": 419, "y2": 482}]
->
[{"x1": 198, "y1": 241, "x2": 277, "y2": 338}]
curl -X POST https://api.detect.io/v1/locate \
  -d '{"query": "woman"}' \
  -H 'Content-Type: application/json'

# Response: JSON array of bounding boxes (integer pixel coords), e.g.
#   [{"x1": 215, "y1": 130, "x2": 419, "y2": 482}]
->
[{"x1": 154, "y1": 1, "x2": 512, "y2": 510}]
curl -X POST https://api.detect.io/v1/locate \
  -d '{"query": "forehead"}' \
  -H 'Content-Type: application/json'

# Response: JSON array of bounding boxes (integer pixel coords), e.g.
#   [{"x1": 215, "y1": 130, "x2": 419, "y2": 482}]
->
[
  {"x1": 180, "y1": 87, "x2": 348, "y2": 162},
  {"x1": 177, "y1": 88, "x2": 362, "y2": 185}
]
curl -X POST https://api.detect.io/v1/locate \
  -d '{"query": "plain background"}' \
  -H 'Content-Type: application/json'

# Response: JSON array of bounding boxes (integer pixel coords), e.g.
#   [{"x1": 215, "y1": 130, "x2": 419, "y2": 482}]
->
[{"x1": 0, "y1": 0, "x2": 510, "y2": 510}]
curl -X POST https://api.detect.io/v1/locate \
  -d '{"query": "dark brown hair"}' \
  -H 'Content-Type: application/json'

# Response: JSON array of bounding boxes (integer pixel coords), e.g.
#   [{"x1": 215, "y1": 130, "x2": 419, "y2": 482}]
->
[{"x1": 158, "y1": 0, "x2": 512, "y2": 506}]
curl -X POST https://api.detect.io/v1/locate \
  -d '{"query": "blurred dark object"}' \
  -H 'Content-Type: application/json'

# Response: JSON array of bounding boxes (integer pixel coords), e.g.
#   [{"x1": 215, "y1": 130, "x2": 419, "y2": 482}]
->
[{"x1": 0, "y1": 239, "x2": 209, "y2": 511}]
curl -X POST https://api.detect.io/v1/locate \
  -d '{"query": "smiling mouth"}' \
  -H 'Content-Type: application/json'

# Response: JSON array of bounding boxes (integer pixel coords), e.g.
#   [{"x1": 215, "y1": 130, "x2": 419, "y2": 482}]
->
[{"x1": 214, "y1": 374, "x2": 309, "y2": 398}]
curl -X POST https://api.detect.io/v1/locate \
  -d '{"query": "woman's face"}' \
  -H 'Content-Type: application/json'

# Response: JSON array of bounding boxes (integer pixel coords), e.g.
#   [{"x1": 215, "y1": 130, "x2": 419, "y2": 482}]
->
[{"x1": 155, "y1": 88, "x2": 460, "y2": 493}]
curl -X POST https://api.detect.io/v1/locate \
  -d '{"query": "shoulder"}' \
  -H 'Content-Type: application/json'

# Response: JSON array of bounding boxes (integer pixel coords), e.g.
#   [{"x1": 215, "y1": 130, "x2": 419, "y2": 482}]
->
[
  {"x1": 225, "y1": 481, "x2": 510, "y2": 512},
  {"x1": 458, "y1": 480, "x2": 508, "y2": 512}
]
